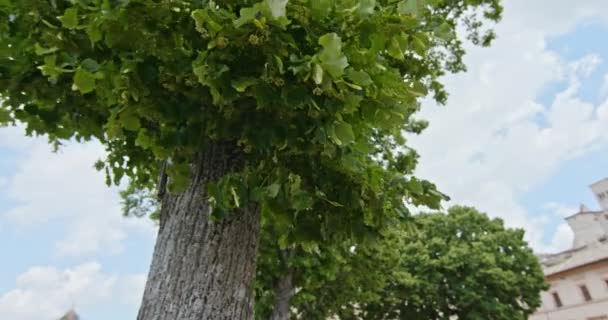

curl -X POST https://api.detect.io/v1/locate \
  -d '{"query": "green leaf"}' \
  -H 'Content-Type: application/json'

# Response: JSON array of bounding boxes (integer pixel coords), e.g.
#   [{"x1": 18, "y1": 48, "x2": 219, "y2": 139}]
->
[
  {"x1": 267, "y1": 183, "x2": 281, "y2": 198},
  {"x1": 411, "y1": 34, "x2": 428, "y2": 55},
  {"x1": 274, "y1": 55, "x2": 285, "y2": 74},
  {"x1": 387, "y1": 33, "x2": 409, "y2": 60},
  {"x1": 34, "y1": 43, "x2": 58, "y2": 56},
  {"x1": 317, "y1": 33, "x2": 349, "y2": 78},
  {"x1": 343, "y1": 95, "x2": 363, "y2": 114},
  {"x1": 86, "y1": 23, "x2": 102, "y2": 44},
  {"x1": 346, "y1": 69, "x2": 373, "y2": 87},
  {"x1": 434, "y1": 21, "x2": 454, "y2": 41},
  {"x1": 370, "y1": 33, "x2": 387, "y2": 54},
  {"x1": 266, "y1": 0, "x2": 288, "y2": 18},
  {"x1": 37, "y1": 55, "x2": 62, "y2": 82},
  {"x1": 120, "y1": 113, "x2": 141, "y2": 131},
  {"x1": 312, "y1": 63, "x2": 324, "y2": 85},
  {"x1": 398, "y1": 0, "x2": 424, "y2": 17},
  {"x1": 408, "y1": 81, "x2": 428, "y2": 97},
  {"x1": 135, "y1": 129, "x2": 153, "y2": 148},
  {"x1": 332, "y1": 122, "x2": 355, "y2": 145},
  {"x1": 310, "y1": 0, "x2": 332, "y2": 20},
  {"x1": 73, "y1": 68, "x2": 96, "y2": 94},
  {"x1": 59, "y1": 8, "x2": 79, "y2": 29},
  {"x1": 407, "y1": 178, "x2": 424, "y2": 195},
  {"x1": 292, "y1": 191, "x2": 314, "y2": 211},
  {"x1": 359, "y1": 0, "x2": 376, "y2": 16},
  {"x1": 231, "y1": 78, "x2": 258, "y2": 92},
  {"x1": 234, "y1": 5, "x2": 263, "y2": 28},
  {"x1": 81, "y1": 59, "x2": 100, "y2": 72}
]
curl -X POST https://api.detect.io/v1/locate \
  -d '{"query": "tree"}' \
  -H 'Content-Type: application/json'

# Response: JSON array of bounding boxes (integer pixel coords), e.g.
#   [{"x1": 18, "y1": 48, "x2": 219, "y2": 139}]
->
[
  {"x1": 1, "y1": 1, "x2": 502, "y2": 318},
  {"x1": 256, "y1": 206, "x2": 546, "y2": 320}
]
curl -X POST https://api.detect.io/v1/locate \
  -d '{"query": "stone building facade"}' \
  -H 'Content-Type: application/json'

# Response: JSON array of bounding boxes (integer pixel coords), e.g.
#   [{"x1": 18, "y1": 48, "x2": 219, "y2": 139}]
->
[{"x1": 531, "y1": 178, "x2": 608, "y2": 320}]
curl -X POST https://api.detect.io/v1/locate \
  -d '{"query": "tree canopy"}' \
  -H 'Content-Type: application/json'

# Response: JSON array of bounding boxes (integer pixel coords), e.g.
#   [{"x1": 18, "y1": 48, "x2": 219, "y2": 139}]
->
[
  {"x1": 255, "y1": 206, "x2": 547, "y2": 320},
  {"x1": 1, "y1": 0, "x2": 501, "y2": 242},
  {"x1": 1, "y1": 0, "x2": 504, "y2": 317}
]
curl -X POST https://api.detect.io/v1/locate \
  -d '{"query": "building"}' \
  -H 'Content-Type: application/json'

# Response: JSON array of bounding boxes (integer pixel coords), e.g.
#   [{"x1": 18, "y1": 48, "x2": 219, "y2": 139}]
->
[
  {"x1": 531, "y1": 178, "x2": 608, "y2": 320},
  {"x1": 58, "y1": 309, "x2": 79, "y2": 320}
]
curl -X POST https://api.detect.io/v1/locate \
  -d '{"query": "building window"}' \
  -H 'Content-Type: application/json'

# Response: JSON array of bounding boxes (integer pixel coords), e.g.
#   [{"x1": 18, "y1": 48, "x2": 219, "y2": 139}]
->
[
  {"x1": 580, "y1": 284, "x2": 592, "y2": 301},
  {"x1": 552, "y1": 292, "x2": 563, "y2": 308}
]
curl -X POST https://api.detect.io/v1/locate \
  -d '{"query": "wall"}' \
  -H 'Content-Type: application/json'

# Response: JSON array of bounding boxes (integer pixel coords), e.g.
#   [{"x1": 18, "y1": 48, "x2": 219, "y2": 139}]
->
[
  {"x1": 591, "y1": 179, "x2": 608, "y2": 211},
  {"x1": 567, "y1": 213, "x2": 608, "y2": 248},
  {"x1": 531, "y1": 264, "x2": 608, "y2": 320}
]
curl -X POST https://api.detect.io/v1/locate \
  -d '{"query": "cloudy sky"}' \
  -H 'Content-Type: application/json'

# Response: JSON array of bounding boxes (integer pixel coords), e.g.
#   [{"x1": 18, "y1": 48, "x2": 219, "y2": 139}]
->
[{"x1": 2, "y1": 1, "x2": 608, "y2": 319}]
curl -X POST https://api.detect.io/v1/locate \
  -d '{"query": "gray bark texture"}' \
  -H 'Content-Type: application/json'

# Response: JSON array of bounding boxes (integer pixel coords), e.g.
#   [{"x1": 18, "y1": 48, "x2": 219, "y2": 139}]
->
[
  {"x1": 270, "y1": 269, "x2": 295, "y2": 320},
  {"x1": 137, "y1": 141, "x2": 261, "y2": 320}
]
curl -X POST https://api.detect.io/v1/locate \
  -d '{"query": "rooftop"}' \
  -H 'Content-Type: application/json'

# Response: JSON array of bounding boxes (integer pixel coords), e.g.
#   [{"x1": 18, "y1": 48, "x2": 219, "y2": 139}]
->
[
  {"x1": 538, "y1": 178, "x2": 608, "y2": 277},
  {"x1": 541, "y1": 241, "x2": 608, "y2": 276},
  {"x1": 59, "y1": 309, "x2": 79, "y2": 320}
]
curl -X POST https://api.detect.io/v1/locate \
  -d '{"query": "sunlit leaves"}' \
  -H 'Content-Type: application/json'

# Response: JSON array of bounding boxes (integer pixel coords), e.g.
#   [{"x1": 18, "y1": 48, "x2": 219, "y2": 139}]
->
[
  {"x1": 310, "y1": 0, "x2": 332, "y2": 20},
  {"x1": 234, "y1": 0, "x2": 290, "y2": 29},
  {"x1": 267, "y1": 0, "x2": 289, "y2": 18},
  {"x1": 434, "y1": 21, "x2": 455, "y2": 41},
  {"x1": 330, "y1": 122, "x2": 355, "y2": 146},
  {"x1": 73, "y1": 68, "x2": 96, "y2": 94},
  {"x1": 266, "y1": 183, "x2": 281, "y2": 198},
  {"x1": 359, "y1": 0, "x2": 376, "y2": 16},
  {"x1": 398, "y1": 0, "x2": 425, "y2": 17},
  {"x1": 59, "y1": 8, "x2": 78, "y2": 29},
  {"x1": 345, "y1": 69, "x2": 372, "y2": 87},
  {"x1": 316, "y1": 33, "x2": 349, "y2": 78},
  {"x1": 387, "y1": 33, "x2": 409, "y2": 60},
  {"x1": 234, "y1": 6, "x2": 262, "y2": 28}
]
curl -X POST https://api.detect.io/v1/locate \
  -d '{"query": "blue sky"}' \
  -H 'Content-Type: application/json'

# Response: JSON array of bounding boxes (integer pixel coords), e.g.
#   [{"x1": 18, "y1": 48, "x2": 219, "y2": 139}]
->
[{"x1": 2, "y1": 1, "x2": 608, "y2": 319}]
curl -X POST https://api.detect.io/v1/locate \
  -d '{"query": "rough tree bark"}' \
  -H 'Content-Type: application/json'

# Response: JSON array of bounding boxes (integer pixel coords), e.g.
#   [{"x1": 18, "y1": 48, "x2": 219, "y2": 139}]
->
[
  {"x1": 137, "y1": 141, "x2": 261, "y2": 320},
  {"x1": 270, "y1": 269, "x2": 295, "y2": 320}
]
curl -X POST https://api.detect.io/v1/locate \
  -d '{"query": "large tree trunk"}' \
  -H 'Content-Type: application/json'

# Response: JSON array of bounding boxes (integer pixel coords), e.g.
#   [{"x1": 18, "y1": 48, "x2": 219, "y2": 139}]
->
[
  {"x1": 270, "y1": 269, "x2": 295, "y2": 320},
  {"x1": 137, "y1": 141, "x2": 261, "y2": 320}
]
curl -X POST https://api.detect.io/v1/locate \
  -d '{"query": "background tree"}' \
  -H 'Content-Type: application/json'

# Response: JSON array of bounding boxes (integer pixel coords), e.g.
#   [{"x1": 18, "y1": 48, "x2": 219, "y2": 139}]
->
[
  {"x1": 259, "y1": 206, "x2": 546, "y2": 320},
  {"x1": 1, "y1": 0, "x2": 501, "y2": 318}
]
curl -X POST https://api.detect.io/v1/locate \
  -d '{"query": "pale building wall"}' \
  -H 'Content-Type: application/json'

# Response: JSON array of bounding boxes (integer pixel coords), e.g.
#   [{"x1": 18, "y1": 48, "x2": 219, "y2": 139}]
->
[
  {"x1": 531, "y1": 179, "x2": 608, "y2": 320},
  {"x1": 591, "y1": 179, "x2": 608, "y2": 211},
  {"x1": 530, "y1": 264, "x2": 608, "y2": 320},
  {"x1": 567, "y1": 213, "x2": 608, "y2": 248}
]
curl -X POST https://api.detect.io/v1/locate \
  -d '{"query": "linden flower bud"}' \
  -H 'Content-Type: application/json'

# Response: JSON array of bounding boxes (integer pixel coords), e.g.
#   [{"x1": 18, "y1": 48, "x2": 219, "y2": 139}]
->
[
  {"x1": 248, "y1": 34, "x2": 260, "y2": 46},
  {"x1": 216, "y1": 36, "x2": 228, "y2": 49}
]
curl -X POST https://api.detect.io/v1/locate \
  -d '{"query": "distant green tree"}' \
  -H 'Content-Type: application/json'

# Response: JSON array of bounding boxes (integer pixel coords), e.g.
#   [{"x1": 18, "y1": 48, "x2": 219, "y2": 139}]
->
[
  {"x1": 1, "y1": 0, "x2": 501, "y2": 318},
  {"x1": 257, "y1": 206, "x2": 546, "y2": 320}
]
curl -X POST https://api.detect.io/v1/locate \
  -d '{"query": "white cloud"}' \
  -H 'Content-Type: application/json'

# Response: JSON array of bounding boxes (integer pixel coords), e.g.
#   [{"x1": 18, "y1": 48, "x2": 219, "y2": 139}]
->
[
  {"x1": 0, "y1": 125, "x2": 35, "y2": 151},
  {"x1": 531, "y1": 203, "x2": 578, "y2": 253},
  {"x1": 600, "y1": 73, "x2": 608, "y2": 99},
  {"x1": 0, "y1": 262, "x2": 145, "y2": 320},
  {"x1": 410, "y1": 0, "x2": 608, "y2": 252},
  {"x1": 543, "y1": 202, "x2": 579, "y2": 218},
  {"x1": 0, "y1": 131, "x2": 156, "y2": 257}
]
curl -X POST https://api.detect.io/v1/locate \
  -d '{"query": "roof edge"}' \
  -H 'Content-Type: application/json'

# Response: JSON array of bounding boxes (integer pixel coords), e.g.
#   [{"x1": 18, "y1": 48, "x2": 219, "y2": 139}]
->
[
  {"x1": 590, "y1": 177, "x2": 608, "y2": 187},
  {"x1": 564, "y1": 210, "x2": 604, "y2": 220},
  {"x1": 545, "y1": 256, "x2": 608, "y2": 278}
]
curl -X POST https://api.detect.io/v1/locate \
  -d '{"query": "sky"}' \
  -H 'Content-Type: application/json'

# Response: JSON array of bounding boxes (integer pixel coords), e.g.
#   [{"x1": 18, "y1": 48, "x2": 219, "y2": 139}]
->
[{"x1": 2, "y1": 1, "x2": 608, "y2": 319}]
